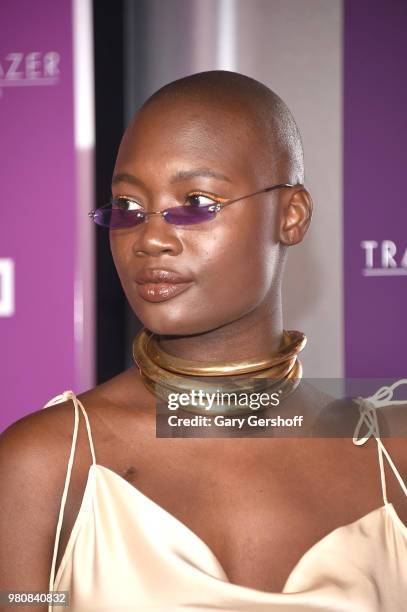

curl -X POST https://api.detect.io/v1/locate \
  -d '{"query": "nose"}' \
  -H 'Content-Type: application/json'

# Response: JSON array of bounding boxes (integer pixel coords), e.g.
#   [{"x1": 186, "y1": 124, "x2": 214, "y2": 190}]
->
[{"x1": 132, "y1": 212, "x2": 183, "y2": 257}]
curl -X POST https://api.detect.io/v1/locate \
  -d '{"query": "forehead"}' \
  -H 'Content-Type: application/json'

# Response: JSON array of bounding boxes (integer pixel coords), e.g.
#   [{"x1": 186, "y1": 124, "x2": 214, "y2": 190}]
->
[{"x1": 115, "y1": 99, "x2": 266, "y2": 184}]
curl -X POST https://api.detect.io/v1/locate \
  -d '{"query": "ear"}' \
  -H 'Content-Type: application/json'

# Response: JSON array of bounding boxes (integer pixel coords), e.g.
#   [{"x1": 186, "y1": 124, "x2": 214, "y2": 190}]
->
[{"x1": 279, "y1": 187, "x2": 313, "y2": 246}]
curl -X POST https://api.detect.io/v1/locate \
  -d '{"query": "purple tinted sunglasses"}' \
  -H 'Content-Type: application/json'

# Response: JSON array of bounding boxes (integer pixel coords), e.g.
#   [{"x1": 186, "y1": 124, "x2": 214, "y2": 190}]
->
[{"x1": 88, "y1": 183, "x2": 294, "y2": 229}]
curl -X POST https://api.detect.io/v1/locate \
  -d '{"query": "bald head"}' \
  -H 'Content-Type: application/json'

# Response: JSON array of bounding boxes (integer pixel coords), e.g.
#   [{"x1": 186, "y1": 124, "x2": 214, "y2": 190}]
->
[
  {"x1": 112, "y1": 71, "x2": 312, "y2": 337},
  {"x1": 139, "y1": 70, "x2": 304, "y2": 185}
]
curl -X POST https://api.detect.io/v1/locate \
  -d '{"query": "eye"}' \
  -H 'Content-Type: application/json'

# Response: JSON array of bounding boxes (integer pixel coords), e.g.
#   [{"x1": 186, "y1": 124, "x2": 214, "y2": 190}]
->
[
  {"x1": 112, "y1": 196, "x2": 143, "y2": 211},
  {"x1": 186, "y1": 193, "x2": 218, "y2": 208}
]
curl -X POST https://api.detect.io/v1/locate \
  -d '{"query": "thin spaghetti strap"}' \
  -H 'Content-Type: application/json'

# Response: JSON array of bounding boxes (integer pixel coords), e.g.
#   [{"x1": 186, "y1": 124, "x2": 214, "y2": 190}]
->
[
  {"x1": 68, "y1": 391, "x2": 97, "y2": 466},
  {"x1": 41, "y1": 390, "x2": 97, "y2": 604},
  {"x1": 353, "y1": 379, "x2": 407, "y2": 505}
]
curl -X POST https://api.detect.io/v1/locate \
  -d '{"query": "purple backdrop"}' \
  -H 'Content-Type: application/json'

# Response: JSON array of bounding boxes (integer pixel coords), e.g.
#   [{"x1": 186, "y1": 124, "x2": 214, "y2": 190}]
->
[
  {"x1": 344, "y1": 0, "x2": 407, "y2": 378},
  {"x1": 1, "y1": 0, "x2": 406, "y2": 432},
  {"x1": 0, "y1": 0, "x2": 76, "y2": 430}
]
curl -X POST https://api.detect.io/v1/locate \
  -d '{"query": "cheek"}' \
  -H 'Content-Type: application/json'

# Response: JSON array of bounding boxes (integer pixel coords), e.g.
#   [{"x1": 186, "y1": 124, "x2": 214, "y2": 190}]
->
[
  {"x1": 198, "y1": 215, "x2": 278, "y2": 315},
  {"x1": 109, "y1": 232, "x2": 131, "y2": 286}
]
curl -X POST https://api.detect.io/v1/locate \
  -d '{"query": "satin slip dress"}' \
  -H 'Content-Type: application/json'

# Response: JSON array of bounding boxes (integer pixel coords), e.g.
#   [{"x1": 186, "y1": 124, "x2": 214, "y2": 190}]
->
[{"x1": 42, "y1": 379, "x2": 407, "y2": 611}]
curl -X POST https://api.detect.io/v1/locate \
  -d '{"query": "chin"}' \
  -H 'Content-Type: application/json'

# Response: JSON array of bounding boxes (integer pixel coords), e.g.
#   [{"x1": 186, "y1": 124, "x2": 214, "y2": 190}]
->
[
  {"x1": 130, "y1": 290, "x2": 250, "y2": 337},
  {"x1": 134, "y1": 306, "x2": 223, "y2": 337},
  {"x1": 138, "y1": 315, "x2": 207, "y2": 337}
]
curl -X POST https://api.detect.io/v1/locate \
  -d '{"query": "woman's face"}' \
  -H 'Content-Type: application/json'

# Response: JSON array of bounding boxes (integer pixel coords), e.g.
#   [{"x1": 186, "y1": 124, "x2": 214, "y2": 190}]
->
[{"x1": 110, "y1": 100, "x2": 285, "y2": 336}]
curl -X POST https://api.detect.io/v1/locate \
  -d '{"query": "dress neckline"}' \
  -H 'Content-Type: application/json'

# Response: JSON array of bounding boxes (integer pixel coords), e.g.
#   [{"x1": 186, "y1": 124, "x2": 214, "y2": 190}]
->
[{"x1": 54, "y1": 462, "x2": 407, "y2": 596}]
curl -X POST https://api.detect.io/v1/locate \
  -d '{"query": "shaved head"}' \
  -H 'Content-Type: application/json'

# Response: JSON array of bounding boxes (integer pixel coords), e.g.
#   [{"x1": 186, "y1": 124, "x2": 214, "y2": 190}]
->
[
  {"x1": 112, "y1": 70, "x2": 312, "y2": 338},
  {"x1": 139, "y1": 70, "x2": 304, "y2": 185}
]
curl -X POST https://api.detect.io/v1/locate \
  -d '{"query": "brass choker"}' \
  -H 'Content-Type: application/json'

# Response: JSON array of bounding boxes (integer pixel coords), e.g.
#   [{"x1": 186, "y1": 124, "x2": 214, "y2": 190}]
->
[{"x1": 132, "y1": 328, "x2": 306, "y2": 416}]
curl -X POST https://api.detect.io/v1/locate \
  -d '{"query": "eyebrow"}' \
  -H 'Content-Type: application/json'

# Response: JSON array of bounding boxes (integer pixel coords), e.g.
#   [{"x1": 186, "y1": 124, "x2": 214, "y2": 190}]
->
[
  {"x1": 169, "y1": 168, "x2": 232, "y2": 183},
  {"x1": 112, "y1": 167, "x2": 232, "y2": 188},
  {"x1": 111, "y1": 173, "x2": 146, "y2": 188}
]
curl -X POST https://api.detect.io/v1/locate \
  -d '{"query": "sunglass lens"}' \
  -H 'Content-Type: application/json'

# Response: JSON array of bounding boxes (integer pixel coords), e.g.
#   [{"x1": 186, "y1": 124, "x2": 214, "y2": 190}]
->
[
  {"x1": 164, "y1": 205, "x2": 217, "y2": 225},
  {"x1": 94, "y1": 206, "x2": 145, "y2": 228}
]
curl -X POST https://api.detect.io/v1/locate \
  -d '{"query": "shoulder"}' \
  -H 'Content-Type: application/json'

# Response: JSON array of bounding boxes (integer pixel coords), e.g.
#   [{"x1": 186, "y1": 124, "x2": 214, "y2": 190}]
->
[
  {"x1": 0, "y1": 393, "x2": 82, "y2": 586},
  {"x1": 358, "y1": 393, "x2": 407, "y2": 522},
  {"x1": 0, "y1": 391, "x2": 101, "y2": 590},
  {"x1": 376, "y1": 400, "x2": 407, "y2": 483},
  {"x1": 0, "y1": 394, "x2": 78, "y2": 500},
  {"x1": 1, "y1": 393, "x2": 75, "y2": 455},
  {"x1": 0, "y1": 365, "x2": 150, "y2": 483},
  {"x1": 0, "y1": 385, "x2": 110, "y2": 538},
  {"x1": 362, "y1": 385, "x2": 407, "y2": 477},
  {"x1": 350, "y1": 389, "x2": 407, "y2": 475},
  {"x1": 376, "y1": 400, "x2": 407, "y2": 438},
  {"x1": 0, "y1": 380, "x2": 119, "y2": 491}
]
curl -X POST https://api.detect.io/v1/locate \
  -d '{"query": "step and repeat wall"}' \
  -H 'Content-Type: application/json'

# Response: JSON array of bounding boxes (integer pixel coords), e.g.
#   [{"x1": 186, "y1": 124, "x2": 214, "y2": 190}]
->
[
  {"x1": 0, "y1": 0, "x2": 95, "y2": 431},
  {"x1": 0, "y1": 0, "x2": 406, "y2": 431},
  {"x1": 344, "y1": 0, "x2": 407, "y2": 379}
]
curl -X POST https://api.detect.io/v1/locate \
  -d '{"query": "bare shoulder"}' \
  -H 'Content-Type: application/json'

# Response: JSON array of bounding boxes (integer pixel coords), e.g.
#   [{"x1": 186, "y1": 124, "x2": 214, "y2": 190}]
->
[
  {"x1": 365, "y1": 380, "x2": 407, "y2": 469},
  {"x1": 0, "y1": 364, "x2": 152, "y2": 489},
  {"x1": 0, "y1": 370, "x2": 148, "y2": 598},
  {"x1": 376, "y1": 400, "x2": 407, "y2": 437},
  {"x1": 377, "y1": 401, "x2": 407, "y2": 481},
  {"x1": 0, "y1": 393, "x2": 80, "y2": 482},
  {"x1": 0, "y1": 367, "x2": 129, "y2": 493},
  {"x1": 0, "y1": 394, "x2": 84, "y2": 597}
]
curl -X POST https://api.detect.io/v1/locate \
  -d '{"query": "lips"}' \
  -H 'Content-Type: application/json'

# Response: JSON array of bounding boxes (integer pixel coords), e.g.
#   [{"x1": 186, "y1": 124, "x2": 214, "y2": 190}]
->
[{"x1": 134, "y1": 268, "x2": 194, "y2": 303}]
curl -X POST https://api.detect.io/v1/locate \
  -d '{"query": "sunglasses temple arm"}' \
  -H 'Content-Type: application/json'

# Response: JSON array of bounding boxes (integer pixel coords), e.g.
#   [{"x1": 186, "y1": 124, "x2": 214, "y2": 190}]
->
[{"x1": 219, "y1": 184, "x2": 294, "y2": 210}]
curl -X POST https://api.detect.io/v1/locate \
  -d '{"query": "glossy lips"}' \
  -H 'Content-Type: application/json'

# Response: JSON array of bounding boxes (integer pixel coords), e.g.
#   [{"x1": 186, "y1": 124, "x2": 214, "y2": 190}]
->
[{"x1": 134, "y1": 268, "x2": 194, "y2": 303}]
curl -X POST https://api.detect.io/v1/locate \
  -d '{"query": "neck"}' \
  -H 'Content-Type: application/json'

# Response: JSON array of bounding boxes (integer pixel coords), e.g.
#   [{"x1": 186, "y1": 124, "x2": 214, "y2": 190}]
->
[{"x1": 157, "y1": 300, "x2": 284, "y2": 363}]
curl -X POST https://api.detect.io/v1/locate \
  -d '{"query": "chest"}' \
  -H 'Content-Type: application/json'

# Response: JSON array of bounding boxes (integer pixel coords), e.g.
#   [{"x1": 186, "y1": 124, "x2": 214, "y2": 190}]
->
[
  {"x1": 57, "y1": 438, "x2": 382, "y2": 594},
  {"x1": 110, "y1": 439, "x2": 381, "y2": 592}
]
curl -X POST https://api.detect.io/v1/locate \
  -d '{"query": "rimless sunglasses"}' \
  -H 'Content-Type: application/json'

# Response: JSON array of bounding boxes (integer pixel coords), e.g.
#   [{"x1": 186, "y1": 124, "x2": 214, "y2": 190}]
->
[{"x1": 88, "y1": 182, "x2": 295, "y2": 229}]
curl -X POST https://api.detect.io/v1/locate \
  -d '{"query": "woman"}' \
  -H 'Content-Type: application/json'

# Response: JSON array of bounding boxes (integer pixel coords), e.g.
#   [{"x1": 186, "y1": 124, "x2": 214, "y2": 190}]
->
[{"x1": 1, "y1": 71, "x2": 406, "y2": 611}]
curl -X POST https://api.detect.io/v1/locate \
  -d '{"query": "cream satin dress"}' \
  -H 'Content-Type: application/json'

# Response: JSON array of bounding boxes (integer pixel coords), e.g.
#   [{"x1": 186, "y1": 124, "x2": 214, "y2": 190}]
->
[{"x1": 42, "y1": 380, "x2": 407, "y2": 611}]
